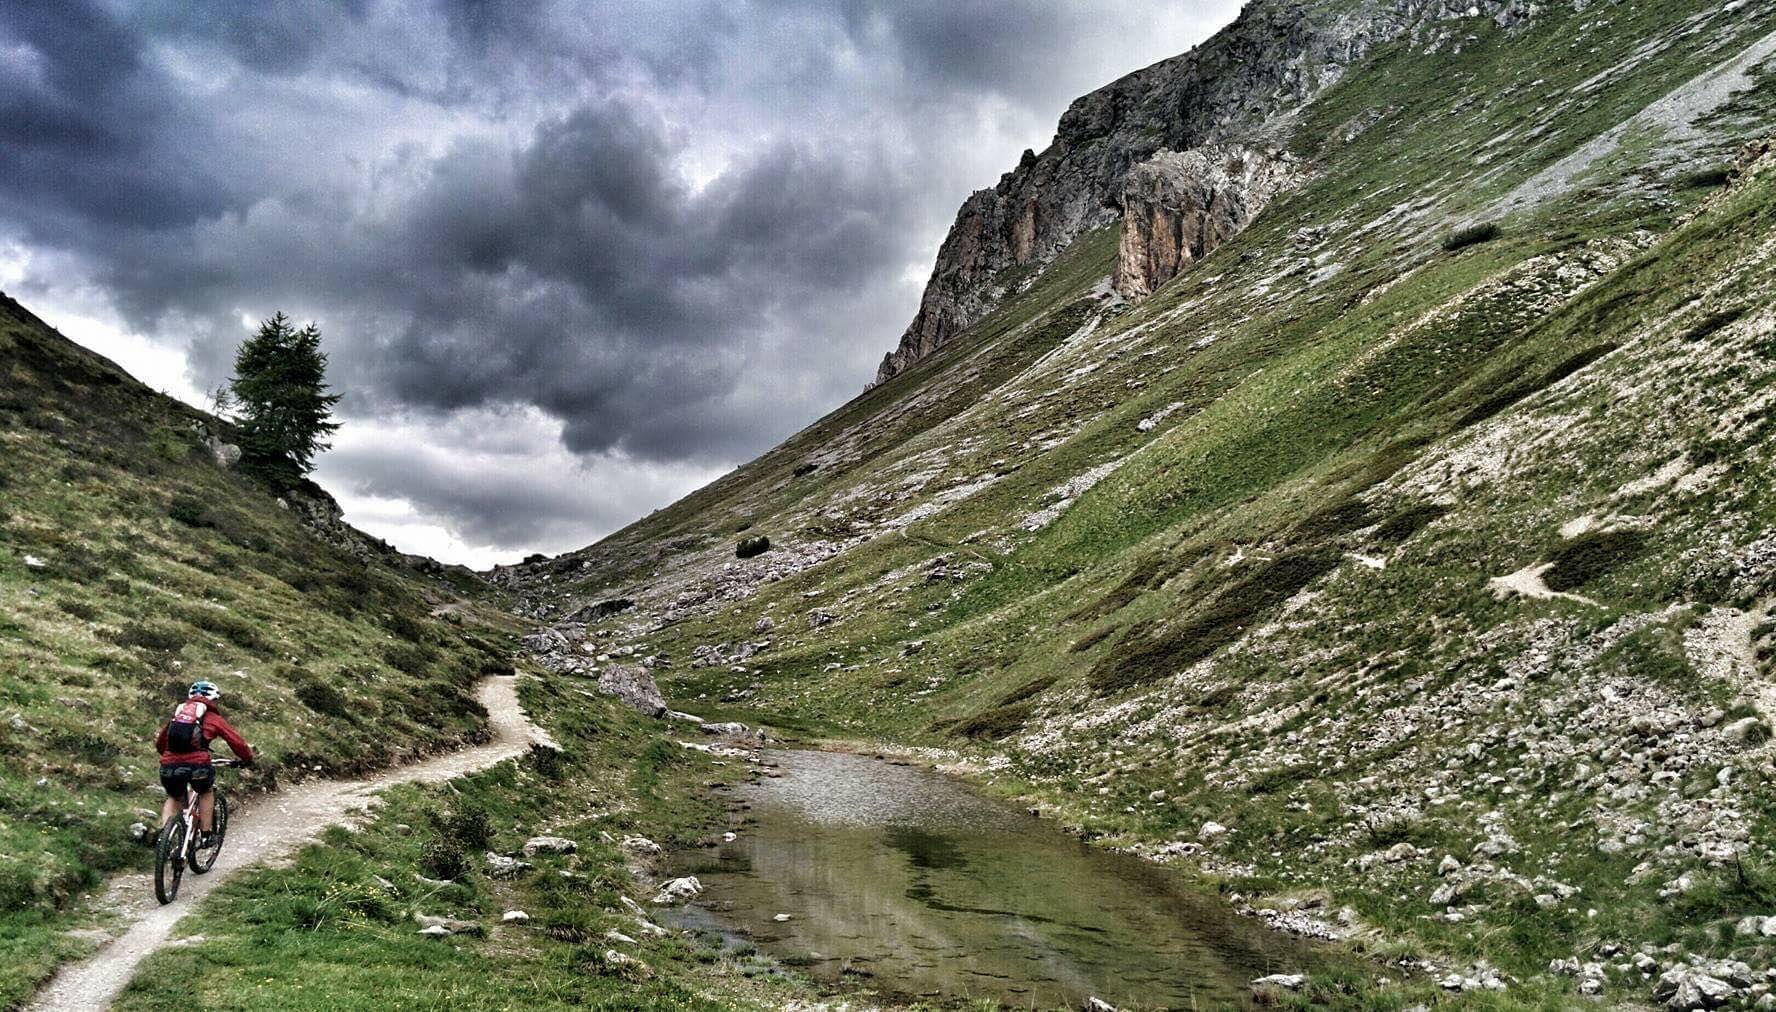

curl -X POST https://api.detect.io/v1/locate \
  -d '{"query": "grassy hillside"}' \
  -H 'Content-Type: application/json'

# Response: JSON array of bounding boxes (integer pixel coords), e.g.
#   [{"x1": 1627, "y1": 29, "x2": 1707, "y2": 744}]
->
[
  {"x1": 500, "y1": 2, "x2": 1776, "y2": 1005},
  {"x1": 0, "y1": 295, "x2": 523, "y2": 1004}
]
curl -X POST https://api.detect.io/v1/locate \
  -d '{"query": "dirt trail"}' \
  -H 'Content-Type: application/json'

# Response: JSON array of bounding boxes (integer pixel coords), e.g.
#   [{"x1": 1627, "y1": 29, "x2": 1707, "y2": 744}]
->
[{"x1": 27, "y1": 675, "x2": 544, "y2": 1012}]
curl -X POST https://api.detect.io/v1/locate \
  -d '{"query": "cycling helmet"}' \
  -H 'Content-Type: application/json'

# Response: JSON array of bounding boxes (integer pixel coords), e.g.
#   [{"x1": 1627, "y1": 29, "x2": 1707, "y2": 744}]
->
[{"x1": 188, "y1": 680, "x2": 222, "y2": 701}]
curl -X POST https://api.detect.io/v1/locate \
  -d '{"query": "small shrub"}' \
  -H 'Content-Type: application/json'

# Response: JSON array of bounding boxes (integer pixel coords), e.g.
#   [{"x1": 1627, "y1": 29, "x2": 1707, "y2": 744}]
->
[
  {"x1": 383, "y1": 642, "x2": 437, "y2": 676},
  {"x1": 1684, "y1": 308, "x2": 1746, "y2": 344},
  {"x1": 1442, "y1": 221, "x2": 1500, "y2": 251},
  {"x1": 998, "y1": 675, "x2": 1058, "y2": 706},
  {"x1": 950, "y1": 703, "x2": 1033, "y2": 740},
  {"x1": 1291, "y1": 497, "x2": 1373, "y2": 542},
  {"x1": 1678, "y1": 166, "x2": 1732, "y2": 190},
  {"x1": 439, "y1": 802, "x2": 495, "y2": 850},
  {"x1": 1247, "y1": 761, "x2": 1318, "y2": 796},
  {"x1": 736, "y1": 535, "x2": 771, "y2": 559},
  {"x1": 293, "y1": 676, "x2": 350, "y2": 718},
  {"x1": 419, "y1": 838, "x2": 469, "y2": 881},
  {"x1": 1067, "y1": 553, "x2": 1174, "y2": 622},
  {"x1": 1544, "y1": 529, "x2": 1647, "y2": 591},
  {"x1": 1069, "y1": 625, "x2": 1116, "y2": 653},
  {"x1": 177, "y1": 603, "x2": 268, "y2": 653},
  {"x1": 55, "y1": 597, "x2": 100, "y2": 621},
  {"x1": 529, "y1": 743, "x2": 568, "y2": 781},
  {"x1": 168, "y1": 494, "x2": 212, "y2": 528},
  {"x1": 383, "y1": 610, "x2": 428, "y2": 643},
  {"x1": 1371, "y1": 503, "x2": 1450, "y2": 544},
  {"x1": 110, "y1": 621, "x2": 189, "y2": 654},
  {"x1": 1089, "y1": 550, "x2": 1339, "y2": 693}
]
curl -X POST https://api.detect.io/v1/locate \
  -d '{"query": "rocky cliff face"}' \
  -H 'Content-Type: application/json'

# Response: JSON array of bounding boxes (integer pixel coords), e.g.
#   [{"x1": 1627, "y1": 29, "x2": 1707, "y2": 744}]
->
[
  {"x1": 872, "y1": 0, "x2": 1541, "y2": 386},
  {"x1": 1113, "y1": 145, "x2": 1303, "y2": 300}
]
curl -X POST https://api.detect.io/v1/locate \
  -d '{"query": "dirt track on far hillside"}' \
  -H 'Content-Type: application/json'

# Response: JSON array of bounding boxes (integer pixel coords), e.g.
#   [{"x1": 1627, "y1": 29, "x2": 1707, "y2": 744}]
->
[{"x1": 27, "y1": 676, "x2": 543, "y2": 1012}]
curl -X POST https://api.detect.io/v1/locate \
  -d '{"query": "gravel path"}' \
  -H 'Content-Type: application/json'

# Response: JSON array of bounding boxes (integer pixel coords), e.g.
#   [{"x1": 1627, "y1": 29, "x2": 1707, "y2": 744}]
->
[{"x1": 26, "y1": 675, "x2": 543, "y2": 1012}]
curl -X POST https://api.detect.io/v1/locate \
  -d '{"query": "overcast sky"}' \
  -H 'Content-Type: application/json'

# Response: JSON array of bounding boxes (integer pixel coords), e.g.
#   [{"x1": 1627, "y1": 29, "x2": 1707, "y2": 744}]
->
[{"x1": 1, "y1": 0, "x2": 1242, "y2": 567}]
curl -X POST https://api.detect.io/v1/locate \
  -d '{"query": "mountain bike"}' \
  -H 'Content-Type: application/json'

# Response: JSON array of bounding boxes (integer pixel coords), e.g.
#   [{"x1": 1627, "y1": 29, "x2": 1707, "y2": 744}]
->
[{"x1": 154, "y1": 759, "x2": 238, "y2": 905}]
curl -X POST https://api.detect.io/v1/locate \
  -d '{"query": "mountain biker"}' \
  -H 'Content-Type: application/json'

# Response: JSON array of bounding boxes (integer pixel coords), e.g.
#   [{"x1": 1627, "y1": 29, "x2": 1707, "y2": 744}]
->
[{"x1": 155, "y1": 680, "x2": 254, "y2": 847}]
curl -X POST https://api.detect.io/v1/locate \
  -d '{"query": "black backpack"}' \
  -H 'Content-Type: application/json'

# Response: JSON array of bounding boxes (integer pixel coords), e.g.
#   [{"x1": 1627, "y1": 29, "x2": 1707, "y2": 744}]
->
[{"x1": 165, "y1": 700, "x2": 209, "y2": 752}]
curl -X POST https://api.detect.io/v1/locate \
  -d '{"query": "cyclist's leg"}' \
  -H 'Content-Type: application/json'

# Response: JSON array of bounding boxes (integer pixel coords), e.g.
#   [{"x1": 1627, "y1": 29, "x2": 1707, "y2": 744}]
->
[
  {"x1": 190, "y1": 765, "x2": 217, "y2": 831},
  {"x1": 158, "y1": 766, "x2": 190, "y2": 828}
]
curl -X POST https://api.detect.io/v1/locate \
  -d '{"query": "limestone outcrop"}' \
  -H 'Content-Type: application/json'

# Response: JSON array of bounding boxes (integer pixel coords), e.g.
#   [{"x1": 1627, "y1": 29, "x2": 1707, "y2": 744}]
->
[
  {"x1": 1112, "y1": 145, "x2": 1301, "y2": 301},
  {"x1": 871, "y1": 0, "x2": 1546, "y2": 386}
]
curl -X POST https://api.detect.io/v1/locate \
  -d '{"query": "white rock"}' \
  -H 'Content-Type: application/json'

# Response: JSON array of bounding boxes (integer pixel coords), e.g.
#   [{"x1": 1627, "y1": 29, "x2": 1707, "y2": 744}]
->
[
  {"x1": 520, "y1": 835, "x2": 577, "y2": 857},
  {"x1": 1253, "y1": 974, "x2": 1307, "y2": 990},
  {"x1": 773, "y1": 913, "x2": 792, "y2": 922},
  {"x1": 604, "y1": 929, "x2": 636, "y2": 944},
  {"x1": 502, "y1": 910, "x2": 530, "y2": 923},
  {"x1": 652, "y1": 876, "x2": 703, "y2": 905},
  {"x1": 484, "y1": 852, "x2": 532, "y2": 879},
  {"x1": 417, "y1": 924, "x2": 452, "y2": 938},
  {"x1": 1199, "y1": 821, "x2": 1229, "y2": 841},
  {"x1": 1438, "y1": 854, "x2": 1462, "y2": 876},
  {"x1": 22, "y1": 555, "x2": 45, "y2": 569}
]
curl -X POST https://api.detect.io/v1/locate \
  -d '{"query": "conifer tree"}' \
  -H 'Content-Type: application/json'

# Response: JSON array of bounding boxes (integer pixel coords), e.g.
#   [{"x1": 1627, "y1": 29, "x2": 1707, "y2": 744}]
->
[{"x1": 229, "y1": 313, "x2": 341, "y2": 488}]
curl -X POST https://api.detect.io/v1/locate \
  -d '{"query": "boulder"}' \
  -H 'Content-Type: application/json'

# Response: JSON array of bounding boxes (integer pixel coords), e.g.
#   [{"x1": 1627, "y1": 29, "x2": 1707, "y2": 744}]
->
[
  {"x1": 1252, "y1": 974, "x2": 1307, "y2": 990},
  {"x1": 619, "y1": 836, "x2": 662, "y2": 857},
  {"x1": 1654, "y1": 967, "x2": 1735, "y2": 1010},
  {"x1": 414, "y1": 912, "x2": 481, "y2": 936},
  {"x1": 521, "y1": 835, "x2": 577, "y2": 857},
  {"x1": 652, "y1": 876, "x2": 703, "y2": 905},
  {"x1": 501, "y1": 910, "x2": 530, "y2": 923},
  {"x1": 564, "y1": 597, "x2": 633, "y2": 623},
  {"x1": 484, "y1": 852, "x2": 533, "y2": 879},
  {"x1": 1199, "y1": 820, "x2": 1229, "y2": 841},
  {"x1": 597, "y1": 664, "x2": 668, "y2": 717}
]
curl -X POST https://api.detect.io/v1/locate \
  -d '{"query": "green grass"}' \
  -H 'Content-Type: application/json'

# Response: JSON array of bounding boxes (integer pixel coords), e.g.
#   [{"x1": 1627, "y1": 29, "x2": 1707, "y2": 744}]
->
[
  {"x1": 113, "y1": 675, "x2": 804, "y2": 1012},
  {"x1": 0, "y1": 295, "x2": 526, "y2": 1006}
]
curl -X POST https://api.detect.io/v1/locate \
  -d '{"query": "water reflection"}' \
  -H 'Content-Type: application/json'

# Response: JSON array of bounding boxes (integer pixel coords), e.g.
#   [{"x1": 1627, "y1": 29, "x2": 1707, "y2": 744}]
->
[{"x1": 670, "y1": 750, "x2": 1318, "y2": 1009}]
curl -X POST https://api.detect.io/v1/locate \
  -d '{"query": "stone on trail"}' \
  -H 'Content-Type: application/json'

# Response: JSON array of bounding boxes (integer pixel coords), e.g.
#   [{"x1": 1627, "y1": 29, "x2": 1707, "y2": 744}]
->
[
  {"x1": 417, "y1": 925, "x2": 452, "y2": 938},
  {"x1": 597, "y1": 663, "x2": 669, "y2": 717},
  {"x1": 773, "y1": 913, "x2": 792, "y2": 922},
  {"x1": 502, "y1": 910, "x2": 531, "y2": 923}
]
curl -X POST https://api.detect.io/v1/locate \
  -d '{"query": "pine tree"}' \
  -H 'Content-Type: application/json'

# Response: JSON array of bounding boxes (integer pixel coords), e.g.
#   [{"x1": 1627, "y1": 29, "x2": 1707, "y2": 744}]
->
[{"x1": 230, "y1": 313, "x2": 342, "y2": 489}]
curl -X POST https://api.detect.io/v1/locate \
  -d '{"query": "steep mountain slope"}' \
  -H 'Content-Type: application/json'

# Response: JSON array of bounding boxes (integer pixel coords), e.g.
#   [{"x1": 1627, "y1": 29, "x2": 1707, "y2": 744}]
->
[
  {"x1": 0, "y1": 296, "x2": 526, "y2": 1002},
  {"x1": 507, "y1": 1, "x2": 1776, "y2": 1005}
]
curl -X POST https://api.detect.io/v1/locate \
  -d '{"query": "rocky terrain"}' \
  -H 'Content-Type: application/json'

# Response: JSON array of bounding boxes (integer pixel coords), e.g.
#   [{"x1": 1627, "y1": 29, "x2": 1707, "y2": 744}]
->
[
  {"x1": 10, "y1": 0, "x2": 1776, "y2": 1008},
  {"x1": 501, "y1": 2, "x2": 1776, "y2": 1007}
]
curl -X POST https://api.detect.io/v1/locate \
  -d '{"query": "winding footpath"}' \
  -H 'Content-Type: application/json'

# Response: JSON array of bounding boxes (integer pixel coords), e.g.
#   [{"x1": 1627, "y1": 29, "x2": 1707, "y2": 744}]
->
[{"x1": 28, "y1": 675, "x2": 544, "y2": 1012}]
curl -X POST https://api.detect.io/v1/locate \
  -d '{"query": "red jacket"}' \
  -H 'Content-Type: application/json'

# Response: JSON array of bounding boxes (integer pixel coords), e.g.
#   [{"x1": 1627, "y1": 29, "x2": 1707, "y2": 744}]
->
[{"x1": 156, "y1": 700, "x2": 254, "y2": 766}]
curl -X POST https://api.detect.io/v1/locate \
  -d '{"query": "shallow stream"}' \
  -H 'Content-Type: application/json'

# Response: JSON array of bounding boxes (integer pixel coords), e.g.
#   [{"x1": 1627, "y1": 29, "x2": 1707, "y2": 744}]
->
[{"x1": 669, "y1": 749, "x2": 1319, "y2": 1009}]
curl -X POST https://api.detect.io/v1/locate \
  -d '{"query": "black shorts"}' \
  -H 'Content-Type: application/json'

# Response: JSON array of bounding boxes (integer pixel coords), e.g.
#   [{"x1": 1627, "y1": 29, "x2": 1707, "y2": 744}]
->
[{"x1": 160, "y1": 763, "x2": 216, "y2": 801}]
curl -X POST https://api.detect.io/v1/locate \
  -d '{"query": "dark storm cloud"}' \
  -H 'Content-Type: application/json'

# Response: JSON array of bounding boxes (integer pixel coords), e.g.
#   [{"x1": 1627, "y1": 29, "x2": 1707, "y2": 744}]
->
[{"x1": 0, "y1": 0, "x2": 1240, "y2": 562}]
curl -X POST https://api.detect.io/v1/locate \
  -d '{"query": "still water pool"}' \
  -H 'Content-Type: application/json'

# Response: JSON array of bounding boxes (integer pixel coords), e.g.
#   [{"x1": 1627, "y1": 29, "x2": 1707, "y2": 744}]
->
[{"x1": 669, "y1": 749, "x2": 1319, "y2": 1009}]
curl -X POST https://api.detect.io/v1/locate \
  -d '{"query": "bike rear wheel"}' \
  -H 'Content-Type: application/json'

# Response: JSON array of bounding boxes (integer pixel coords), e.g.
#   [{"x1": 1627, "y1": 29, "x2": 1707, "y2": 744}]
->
[
  {"x1": 189, "y1": 790, "x2": 228, "y2": 873},
  {"x1": 154, "y1": 817, "x2": 185, "y2": 904}
]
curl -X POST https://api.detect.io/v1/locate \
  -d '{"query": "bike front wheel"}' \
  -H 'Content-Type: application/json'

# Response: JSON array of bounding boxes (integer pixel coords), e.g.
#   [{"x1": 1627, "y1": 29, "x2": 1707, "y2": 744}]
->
[
  {"x1": 189, "y1": 791, "x2": 228, "y2": 874},
  {"x1": 154, "y1": 817, "x2": 185, "y2": 904}
]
